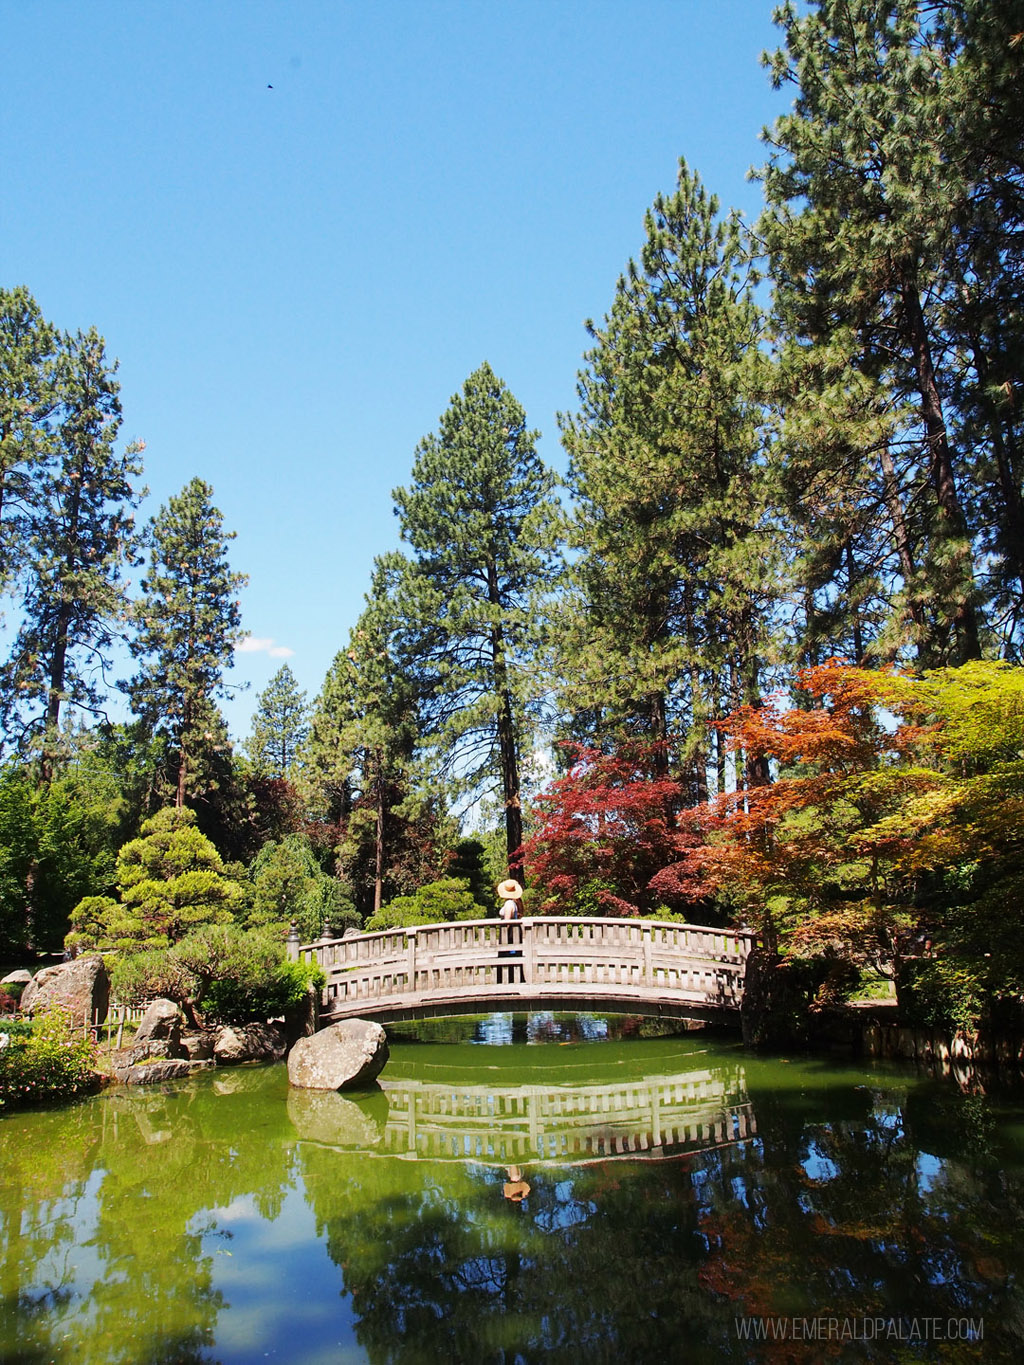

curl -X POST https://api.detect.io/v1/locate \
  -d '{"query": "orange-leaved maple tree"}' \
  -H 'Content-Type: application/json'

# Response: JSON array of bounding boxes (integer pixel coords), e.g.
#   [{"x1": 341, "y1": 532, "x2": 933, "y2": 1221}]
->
[{"x1": 672, "y1": 660, "x2": 1024, "y2": 1017}]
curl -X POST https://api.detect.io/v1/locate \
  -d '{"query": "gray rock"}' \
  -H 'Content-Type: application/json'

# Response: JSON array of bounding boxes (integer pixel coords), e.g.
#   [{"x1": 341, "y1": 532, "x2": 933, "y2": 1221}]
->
[
  {"x1": 20, "y1": 956, "x2": 109, "y2": 1029},
  {"x1": 287, "y1": 1018, "x2": 389, "y2": 1091},
  {"x1": 112, "y1": 1056, "x2": 205, "y2": 1085},
  {"x1": 1, "y1": 969, "x2": 33, "y2": 987},
  {"x1": 180, "y1": 1031, "x2": 215, "y2": 1061},
  {"x1": 132, "y1": 998, "x2": 183, "y2": 1049},
  {"x1": 213, "y1": 1021, "x2": 287, "y2": 1065}
]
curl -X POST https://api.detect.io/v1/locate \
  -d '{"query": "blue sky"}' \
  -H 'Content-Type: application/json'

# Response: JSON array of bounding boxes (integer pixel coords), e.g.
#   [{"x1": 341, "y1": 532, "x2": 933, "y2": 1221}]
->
[{"x1": 2, "y1": 0, "x2": 787, "y2": 739}]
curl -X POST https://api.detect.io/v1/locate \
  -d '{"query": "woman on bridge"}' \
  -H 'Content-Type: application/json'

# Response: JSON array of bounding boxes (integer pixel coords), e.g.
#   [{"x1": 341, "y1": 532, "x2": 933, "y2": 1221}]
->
[{"x1": 496, "y1": 878, "x2": 524, "y2": 983}]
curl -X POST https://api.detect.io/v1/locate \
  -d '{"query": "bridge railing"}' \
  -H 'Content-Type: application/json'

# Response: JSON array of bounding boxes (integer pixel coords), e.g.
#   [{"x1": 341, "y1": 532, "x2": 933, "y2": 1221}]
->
[{"x1": 293, "y1": 917, "x2": 756, "y2": 1021}]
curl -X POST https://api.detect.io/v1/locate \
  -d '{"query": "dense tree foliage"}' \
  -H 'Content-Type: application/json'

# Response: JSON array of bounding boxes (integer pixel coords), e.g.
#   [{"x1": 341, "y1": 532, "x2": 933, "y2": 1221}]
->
[
  {"x1": 0, "y1": 297, "x2": 143, "y2": 781},
  {"x1": 0, "y1": 287, "x2": 56, "y2": 603},
  {"x1": 66, "y1": 806, "x2": 241, "y2": 955},
  {"x1": 392, "y1": 362, "x2": 559, "y2": 882},
  {"x1": 667, "y1": 660, "x2": 1024, "y2": 1026},
  {"x1": 559, "y1": 161, "x2": 775, "y2": 795},
  {"x1": 759, "y1": 0, "x2": 1024, "y2": 665},
  {"x1": 126, "y1": 477, "x2": 246, "y2": 808},
  {"x1": 245, "y1": 663, "x2": 308, "y2": 779},
  {"x1": 302, "y1": 557, "x2": 443, "y2": 918},
  {"x1": 523, "y1": 742, "x2": 695, "y2": 918},
  {"x1": 2, "y1": 4, "x2": 1024, "y2": 1040}
]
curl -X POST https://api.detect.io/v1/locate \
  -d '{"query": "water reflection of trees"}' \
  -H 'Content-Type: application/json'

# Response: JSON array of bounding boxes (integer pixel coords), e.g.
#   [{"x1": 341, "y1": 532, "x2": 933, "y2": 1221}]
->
[
  {"x1": 3, "y1": 1059, "x2": 1024, "y2": 1363},
  {"x1": 297, "y1": 1071, "x2": 1024, "y2": 1363},
  {"x1": 0, "y1": 1068, "x2": 297, "y2": 1364}
]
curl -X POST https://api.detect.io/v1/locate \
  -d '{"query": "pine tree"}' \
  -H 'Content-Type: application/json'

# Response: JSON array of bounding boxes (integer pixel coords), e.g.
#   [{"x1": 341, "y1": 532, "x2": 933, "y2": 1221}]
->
[
  {"x1": 392, "y1": 363, "x2": 560, "y2": 880},
  {"x1": 303, "y1": 555, "x2": 438, "y2": 917},
  {"x1": 127, "y1": 478, "x2": 246, "y2": 807},
  {"x1": 560, "y1": 161, "x2": 776, "y2": 795},
  {"x1": 0, "y1": 326, "x2": 144, "y2": 781},
  {"x1": 246, "y1": 663, "x2": 308, "y2": 779},
  {"x1": 0, "y1": 287, "x2": 57, "y2": 601},
  {"x1": 937, "y1": 0, "x2": 1024, "y2": 653},
  {"x1": 758, "y1": 0, "x2": 988, "y2": 665}
]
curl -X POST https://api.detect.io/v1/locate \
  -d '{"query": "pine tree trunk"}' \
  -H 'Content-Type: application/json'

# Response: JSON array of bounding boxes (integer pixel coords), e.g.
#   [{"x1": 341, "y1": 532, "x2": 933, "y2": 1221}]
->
[
  {"x1": 648, "y1": 690, "x2": 669, "y2": 777},
  {"x1": 40, "y1": 616, "x2": 69, "y2": 788},
  {"x1": 373, "y1": 752, "x2": 385, "y2": 917},
  {"x1": 176, "y1": 697, "x2": 190, "y2": 808},
  {"x1": 176, "y1": 749, "x2": 187, "y2": 809},
  {"x1": 900, "y1": 271, "x2": 981, "y2": 662},
  {"x1": 845, "y1": 541, "x2": 864, "y2": 664},
  {"x1": 878, "y1": 438, "x2": 928, "y2": 654},
  {"x1": 968, "y1": 335, "x2": 1024, "y2": 602},
  {"x1": 738, "y1": 605, "x2": 770, "y2": 789},
  {"x1": 487, "y1": 561, "x2": 523, "y2": 882},
  {"x1": 40, "y1": 473, "x2": 83, "y2": 788}
]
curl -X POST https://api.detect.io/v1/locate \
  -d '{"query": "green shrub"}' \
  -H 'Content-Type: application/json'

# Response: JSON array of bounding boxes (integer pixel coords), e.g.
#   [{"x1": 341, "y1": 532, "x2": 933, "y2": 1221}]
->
[
  {"x1": 204, "y1": 955, "x2": 325, "y2": 1025},
  {"x1": 899, "y1": 957, "x2": 988, "y2": 1033},
  {"x1": 0, "y1": 1007, "x2": 95, "y2": 1111},
  {"x1": 110, "y1": 924, "x2": 325, "y2": 1026},
  {"x1": 365, "y1": 877, "x2": 483, "y2": 930}
]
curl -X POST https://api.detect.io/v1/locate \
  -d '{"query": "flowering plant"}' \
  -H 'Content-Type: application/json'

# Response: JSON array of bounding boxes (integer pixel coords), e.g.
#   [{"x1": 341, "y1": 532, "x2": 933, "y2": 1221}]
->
[{"x1": 0, "y1": 1006, "x2": 96, "y2": 1111}]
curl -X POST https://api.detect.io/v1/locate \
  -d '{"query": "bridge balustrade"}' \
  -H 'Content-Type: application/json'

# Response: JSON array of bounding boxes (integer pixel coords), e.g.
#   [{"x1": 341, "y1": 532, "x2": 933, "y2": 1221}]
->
[{"x1": 293, "y1": 917, "x2": 756, "y2": 1025}]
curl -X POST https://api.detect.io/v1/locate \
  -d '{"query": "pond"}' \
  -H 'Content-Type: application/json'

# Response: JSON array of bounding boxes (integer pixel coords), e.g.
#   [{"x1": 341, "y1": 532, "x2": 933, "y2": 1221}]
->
[{"x1": 1, "y1": 1015, "x2": 1021, "y2": 1363}]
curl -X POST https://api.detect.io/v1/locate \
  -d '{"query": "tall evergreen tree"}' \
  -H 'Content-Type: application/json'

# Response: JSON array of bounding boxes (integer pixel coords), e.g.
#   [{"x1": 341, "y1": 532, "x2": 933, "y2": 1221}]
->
[
  {"x1": 246, "y1": 663, "x2": 308, "y2": 779},
  {"x1": 560, "y1": 161, "x2": 776, "y2": 795},
  {"x1": 127, "y1": 478, "x2": 246, "y2": 807},
  {"x1": 938, "y1": 0, "x2": 1024, "y2": 653},
  {"x1": 758, "y1": 0, "x2": 998, "y2": 665},
  {"x1": 392, "y1": 363, "x2": 559, "y2": 879},
  {"x1": 0, "y1": 326, "x2": 143, "y2": 781},
  {"x1": 0, "y1": 287, "x2": 56, "y2": 602},
  {"x1": 303, "y1": 555, "x2": 438, "y2": 917}
]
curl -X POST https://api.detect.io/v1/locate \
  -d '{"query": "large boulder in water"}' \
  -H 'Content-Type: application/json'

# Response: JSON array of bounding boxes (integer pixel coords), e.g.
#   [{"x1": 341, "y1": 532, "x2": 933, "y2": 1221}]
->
[
  {"x1": 20, "y1": 956, "x2": 109, "y2": 1029},
  {"x1": 287, "y1": 1019, "x2": 389, "y2": 1091}
]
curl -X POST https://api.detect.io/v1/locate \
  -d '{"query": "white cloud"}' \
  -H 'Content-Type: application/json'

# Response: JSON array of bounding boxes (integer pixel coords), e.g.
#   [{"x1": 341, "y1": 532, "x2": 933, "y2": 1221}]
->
[{"x1": 236, "y1": 635, "x2": 294, "y2": 658}]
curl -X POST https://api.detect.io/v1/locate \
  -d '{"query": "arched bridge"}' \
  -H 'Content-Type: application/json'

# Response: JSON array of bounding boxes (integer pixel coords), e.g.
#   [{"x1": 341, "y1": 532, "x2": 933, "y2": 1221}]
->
[{"x1": 289, "y1": 917, "x2": 757, "y2": 1027}]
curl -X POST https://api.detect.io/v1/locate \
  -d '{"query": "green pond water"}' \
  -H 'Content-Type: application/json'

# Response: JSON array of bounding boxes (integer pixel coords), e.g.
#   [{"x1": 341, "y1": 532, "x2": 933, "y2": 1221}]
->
[{"x1": 2, "y1": 1015, "x2": 1023, "y2": 1364}]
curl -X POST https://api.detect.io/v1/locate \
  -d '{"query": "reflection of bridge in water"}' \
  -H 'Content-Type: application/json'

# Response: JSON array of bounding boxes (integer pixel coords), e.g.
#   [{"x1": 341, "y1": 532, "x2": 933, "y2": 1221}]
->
[{"x1": 375, "y1": 1068, "x2": 755, "y2": 1165}]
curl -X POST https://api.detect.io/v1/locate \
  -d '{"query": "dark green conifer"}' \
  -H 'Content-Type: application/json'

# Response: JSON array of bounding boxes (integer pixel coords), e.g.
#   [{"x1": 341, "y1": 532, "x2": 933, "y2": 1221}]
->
[
  {"x1": 392, "y1": 363, "x2": 560, "y2": 879},
  {"x1": 127, "y1": 478, "x2": 246, "y2": 807}
]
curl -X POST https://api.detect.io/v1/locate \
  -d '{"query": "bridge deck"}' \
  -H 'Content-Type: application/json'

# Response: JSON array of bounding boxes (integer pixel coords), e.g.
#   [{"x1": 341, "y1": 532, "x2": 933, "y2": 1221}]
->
[{"x1": 293, "y1": 916, "x2": 756, "y2": 1026}]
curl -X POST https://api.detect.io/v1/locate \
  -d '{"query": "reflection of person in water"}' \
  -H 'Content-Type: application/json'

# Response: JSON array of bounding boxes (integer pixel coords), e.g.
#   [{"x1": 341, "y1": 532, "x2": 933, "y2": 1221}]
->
[
  {"x1": 495, "y1": 878, "x2": 524, "y2": 984},
  {"x1": 503, "y1": 1165, "x2": 531, "y2": 1202}
]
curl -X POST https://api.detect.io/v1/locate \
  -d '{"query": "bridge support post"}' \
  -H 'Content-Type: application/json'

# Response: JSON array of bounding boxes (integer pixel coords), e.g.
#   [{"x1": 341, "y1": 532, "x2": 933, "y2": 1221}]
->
[
  {"x1": 523, "y1": 919, "x2": 535, "y2": 985},
  {"x1": 406, "y1": 928, "x2": 418, "y2": 993}
]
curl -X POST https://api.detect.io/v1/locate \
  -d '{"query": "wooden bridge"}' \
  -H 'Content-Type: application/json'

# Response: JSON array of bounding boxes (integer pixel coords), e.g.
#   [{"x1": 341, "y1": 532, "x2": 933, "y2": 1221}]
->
[{"x1": 289, "y1": 917, "x2": 756, "y2": 1027}]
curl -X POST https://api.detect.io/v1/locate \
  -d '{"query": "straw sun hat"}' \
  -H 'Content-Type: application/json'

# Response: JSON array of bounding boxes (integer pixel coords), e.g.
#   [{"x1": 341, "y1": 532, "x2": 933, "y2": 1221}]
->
[{"x1": 496, "y1": 878, "x2": 524, "y2": 900}]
